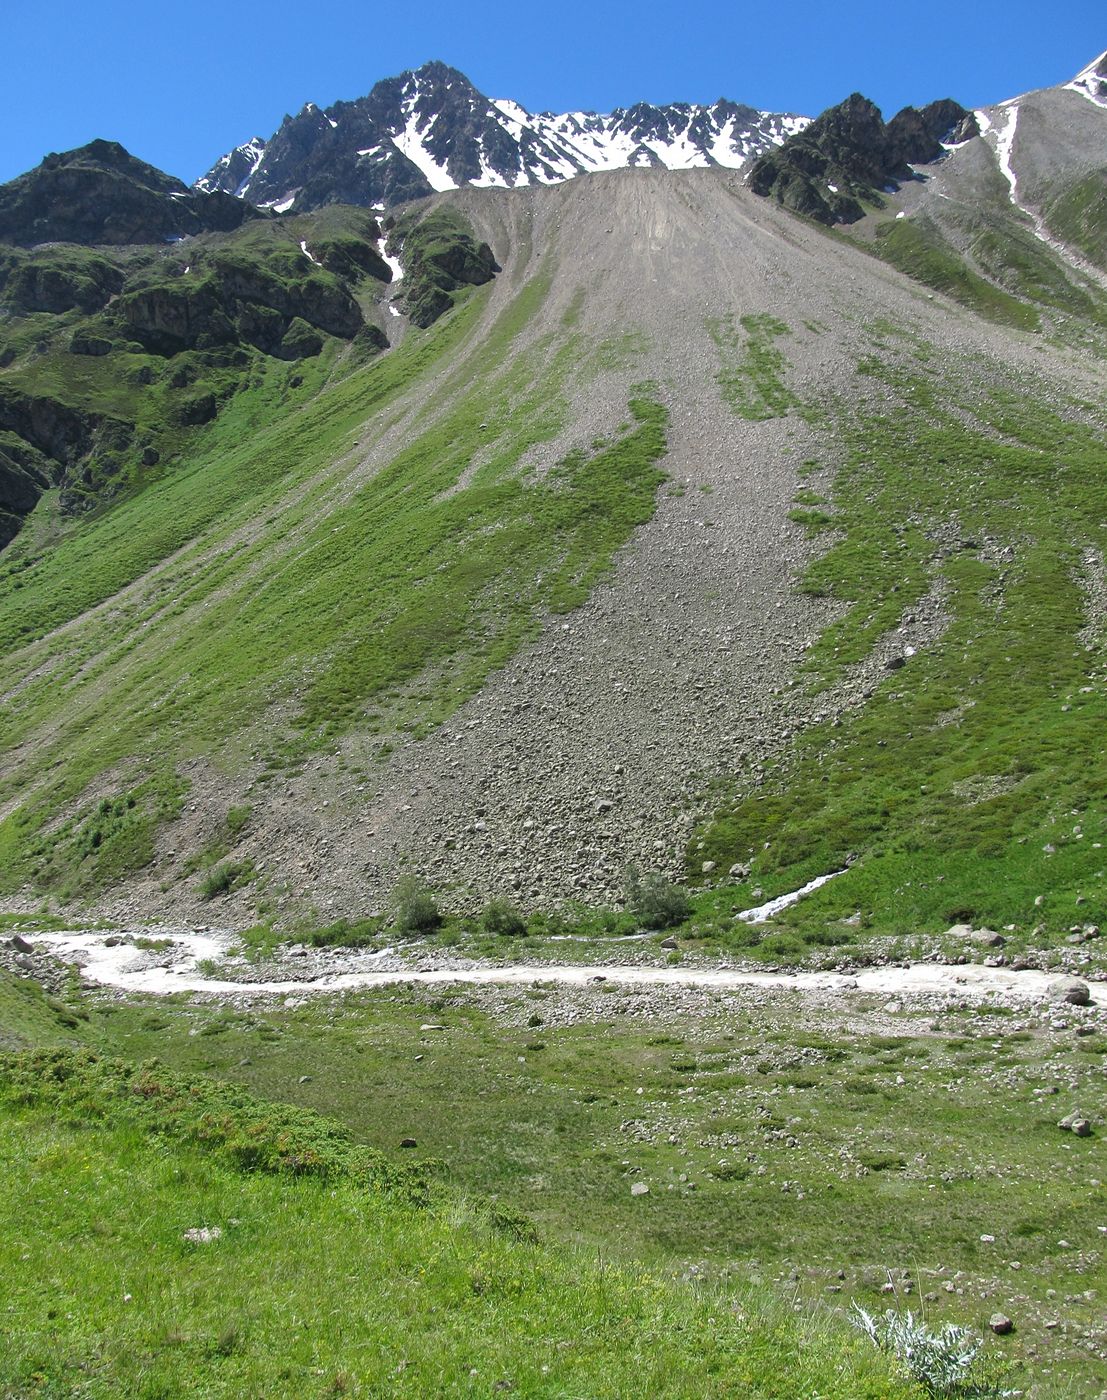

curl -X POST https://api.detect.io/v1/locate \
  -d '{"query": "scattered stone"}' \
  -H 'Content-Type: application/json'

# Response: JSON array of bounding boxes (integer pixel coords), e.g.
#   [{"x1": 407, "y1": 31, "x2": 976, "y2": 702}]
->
[
  {"x1": 182, "y1": 1226, "x2": 223, "y2": 1244},
  {"x1": 989, "y1": 1313, "x2": 1014, "y2": 1335},
  {"x1": 298, "y1": 1075, "x2": 312, "y2": 1084},
  {"x1": 1058, "y1": 1110, "x2": 1093, "y2": 1137},
  {"x1": 420, "y1": 1023, "x2": 446, "y2": 1031},
  {"x1": 659, "y1": 936, "x2": 679, "y2": 950},
  {"x1": 630, "y1": 1182, "x2": 649, "y2": 1196}
]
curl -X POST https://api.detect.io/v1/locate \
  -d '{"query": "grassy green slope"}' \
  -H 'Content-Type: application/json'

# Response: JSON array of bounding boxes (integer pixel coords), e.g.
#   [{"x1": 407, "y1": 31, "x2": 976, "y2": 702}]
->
[
  {"x1": 0, "y1": 258, "x2": 668, "y2": 899},
  {"x1": 0, "y1": 1047, "x2": 913, "y2": 1398},
  {"x1": 694, "y1": 335, "x2": 1107, "y2": 948}
]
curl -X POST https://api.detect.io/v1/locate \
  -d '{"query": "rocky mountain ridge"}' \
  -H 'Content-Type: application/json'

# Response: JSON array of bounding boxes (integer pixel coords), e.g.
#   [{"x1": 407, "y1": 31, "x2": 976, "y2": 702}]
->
[
  {"x1": 196, "y1": 59, "x2": 809, "y2": 213},
  {"x1": 0, "y1": 140, "x2": 262, "y2": 247},
  {"x1": 748, "y1": 93, "x2": 977, "y2": 223}
]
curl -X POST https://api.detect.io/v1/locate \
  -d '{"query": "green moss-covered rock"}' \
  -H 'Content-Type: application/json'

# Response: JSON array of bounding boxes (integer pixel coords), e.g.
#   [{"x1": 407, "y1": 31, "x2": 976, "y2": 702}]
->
[
  {"x1": 0, "y1": 247, "x2": 123, "y2": 314},
  {"x1": 278, "y1": 317, "x2": 324, "y2": 359},
  {"x1": 388, "y1": 207, "x2": 499, "y2": 327}
]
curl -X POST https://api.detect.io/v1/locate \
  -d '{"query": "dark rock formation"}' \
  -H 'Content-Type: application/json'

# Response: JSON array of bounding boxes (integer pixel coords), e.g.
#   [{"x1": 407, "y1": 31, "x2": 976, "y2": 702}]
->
[
  {"x1": 748, "y1": 93, "x2": 974, "y2": 225},
  {"x1": 0, "y1": 140, "x2": 263, "y2": 247}
]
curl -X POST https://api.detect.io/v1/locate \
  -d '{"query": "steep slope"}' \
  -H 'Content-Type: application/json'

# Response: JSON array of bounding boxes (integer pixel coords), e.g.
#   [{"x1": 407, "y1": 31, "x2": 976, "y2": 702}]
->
[
  {"x1": 2, "y1": 134, "x2": 1105, "y2": 944},
  {"x1": 0, "y1": 145, "x2": 502, "y2": 551},
  {"x1": 0, "y1": 201, "x2": 394, "y2": 550},
  {"x1": 196, "y1": 60, "x2": 808, "y2": 212}
]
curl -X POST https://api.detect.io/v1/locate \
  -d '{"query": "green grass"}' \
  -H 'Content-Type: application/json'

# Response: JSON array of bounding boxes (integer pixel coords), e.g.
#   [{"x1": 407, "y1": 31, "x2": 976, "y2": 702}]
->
[
  {"x1": 0, "y1": 972, "x2": 91, "y2": 1050},
  {"x1": 706, "y1": 313, "x2": 800, "y2": 420},
  {"x1": 1046, "y1": 170, "x2": 1107, "y2": 272},
  {"x1": 693, "y1": 346, "x2": 1107, "y2": 944},
  {"x1": 23, "y1": 977, "x2": 1106, "y2": 1393},
  {"x1": 0, "y1": 261, "x2": 668, "y2": 897},
  {"x1": 874, "y1": 219, "x2": 1040, "y2": 332},
  {"x1": 0, "y1": 1046, "x2": 913, "y2": 1398}
]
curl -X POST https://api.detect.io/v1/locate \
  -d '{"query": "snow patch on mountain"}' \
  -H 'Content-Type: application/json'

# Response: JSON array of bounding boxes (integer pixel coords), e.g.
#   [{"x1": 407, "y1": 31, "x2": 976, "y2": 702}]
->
[
  {"x1": 393, "y1": 106, "x2": 458, "y2": 192},
  {"x1": 1066, "y1": 50, "x2": 1107, "y2": 108},
  {"x1": 992, "y1": 103, "x2": 1021, "y2": 206}
]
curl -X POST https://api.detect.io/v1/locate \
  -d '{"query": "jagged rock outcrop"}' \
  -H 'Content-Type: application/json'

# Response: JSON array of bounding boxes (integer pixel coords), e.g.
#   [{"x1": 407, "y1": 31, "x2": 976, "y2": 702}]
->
[
  {"x1": 748, "y1": 93, "x2": 974, "y2": 224},
  {"x1": 387, "y1": 206, "x2": 499, "y2": 327},
  {"x1": 0, "y1": 383, "x2": 135, "y2": 533},
  {"x1": 0, "y1": 140, "x2": 263, "y2": 247}
]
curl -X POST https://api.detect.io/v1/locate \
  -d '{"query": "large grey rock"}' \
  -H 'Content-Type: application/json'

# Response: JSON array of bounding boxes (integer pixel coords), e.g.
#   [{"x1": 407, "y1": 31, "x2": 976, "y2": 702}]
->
[{"x1": 1053, "y1": 976, "x2": 1091, "y2": 1006}]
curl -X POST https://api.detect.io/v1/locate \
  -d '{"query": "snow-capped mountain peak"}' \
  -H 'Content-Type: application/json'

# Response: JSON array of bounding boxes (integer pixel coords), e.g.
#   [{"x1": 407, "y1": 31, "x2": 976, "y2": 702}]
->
[{"x1": 195, "y1": 61, "x2": 811, "y2": 213}]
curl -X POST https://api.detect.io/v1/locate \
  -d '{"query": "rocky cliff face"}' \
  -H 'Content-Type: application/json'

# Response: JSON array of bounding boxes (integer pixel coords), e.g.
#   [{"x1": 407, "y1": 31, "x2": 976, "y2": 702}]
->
[
  {"x1": 748, "y1": 93, "x2": 975, "y2": 223},
  {"x1": 0, "y1": 140, "x2": 262, "y2": 247},
  {"x1": 196, "y1": 60, "x2": 809, "y2": 213}
]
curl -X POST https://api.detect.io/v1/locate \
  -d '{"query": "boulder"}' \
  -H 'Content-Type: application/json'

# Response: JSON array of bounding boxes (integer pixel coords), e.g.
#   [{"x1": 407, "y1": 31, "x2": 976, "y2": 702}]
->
[{"x1": 1053, "y1": 976, "x2": 1091, "y2": 1007}]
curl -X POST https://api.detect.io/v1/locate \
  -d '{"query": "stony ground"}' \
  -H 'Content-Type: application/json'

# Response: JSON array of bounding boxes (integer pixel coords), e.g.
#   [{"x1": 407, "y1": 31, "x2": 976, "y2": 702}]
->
[{"x1": 55, "y1": 166, "x2": 1104, "y2": 927}]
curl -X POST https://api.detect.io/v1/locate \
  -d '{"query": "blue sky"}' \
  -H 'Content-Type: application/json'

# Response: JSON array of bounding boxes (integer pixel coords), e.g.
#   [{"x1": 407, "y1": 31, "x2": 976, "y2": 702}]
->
[{"x1": 4, "y1": 0, "x2": 1104, "y2": 184}]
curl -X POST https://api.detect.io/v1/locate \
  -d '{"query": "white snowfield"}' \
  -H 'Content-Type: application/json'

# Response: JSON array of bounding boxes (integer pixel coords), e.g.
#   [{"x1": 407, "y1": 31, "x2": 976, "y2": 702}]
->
[{"x1": 27, "y1": 926, "x2": 1103, "y2": 1008}]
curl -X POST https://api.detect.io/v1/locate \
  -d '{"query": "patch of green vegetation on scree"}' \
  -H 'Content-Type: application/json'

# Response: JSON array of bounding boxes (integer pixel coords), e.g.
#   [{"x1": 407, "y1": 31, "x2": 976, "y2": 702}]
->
[
  {"x1": 693, "y1": 346, "x2": 1107, "y2": 944},
  {"x1": 0, "y1": 1045, "x2": 910, "y2": 1399},
  {"x1": 873, "y1": 218, "x2": 1041, "y2": 331},
  {"x1": 0, "y1": 262, "x2": 669, "y2": 897},
  {"x1": 1045, "y1": 170, "x2": 1107, "y2": 272},
  {"x1": 706, "y1": 312, "x2": 801, "y2": 420}
]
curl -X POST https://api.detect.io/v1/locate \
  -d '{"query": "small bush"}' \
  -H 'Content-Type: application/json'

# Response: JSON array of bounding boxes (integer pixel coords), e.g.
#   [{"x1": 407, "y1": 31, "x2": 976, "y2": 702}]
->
[
  {"x1": 623, "y1": 865, "x2": 691, "y2": 930},
  {"x1": 851, "y1": 1306, "x2": 1017, "y2": 1398},
  {"x1": 305, "y1": 918, "x2": 381, "y2": 948},
  {"x1": 198, "y1": 861, "x2": 254, "y2": 900},
  {"x1": 482, "y1": 898, "x2": 527, "y2": 937},
  {"x1": 391, "y1": 876, "x2": 441, "y2": 935}
]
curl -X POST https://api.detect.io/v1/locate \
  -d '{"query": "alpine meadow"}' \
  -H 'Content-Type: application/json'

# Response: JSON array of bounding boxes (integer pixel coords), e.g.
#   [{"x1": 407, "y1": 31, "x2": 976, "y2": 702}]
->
[{"x1": 1, "y1": 41, "x2": 1106, "y2": 1400}]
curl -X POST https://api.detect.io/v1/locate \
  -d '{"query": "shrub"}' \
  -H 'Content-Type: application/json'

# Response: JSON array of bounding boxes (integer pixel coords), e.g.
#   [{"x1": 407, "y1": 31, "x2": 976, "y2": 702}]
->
[
  {"x1": 622, "y1": 865, "x2": 691, "y2": 930},
  {"x1": 482, "y1": 898, "x2": 527, "y2": 937},
  {"x1": 391, "y1": 876, "x2": 441, "y2": 935},
  {"x1": 850, "y1": 1306, "x2": 1017, "y2": 1398},
  {"x1": 198, "y1": 860, "x2": 254, "y2": 900}
]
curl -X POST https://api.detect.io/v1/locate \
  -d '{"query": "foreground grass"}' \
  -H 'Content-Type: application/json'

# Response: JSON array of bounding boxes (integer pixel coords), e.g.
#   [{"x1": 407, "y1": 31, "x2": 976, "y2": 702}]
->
[
  {"x1": 23, "y1": 960, "x2": 1100, "y2": 1395},
  {"x1": 0, "y1": 1047, "x2": 912, "y2": 1398}
]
